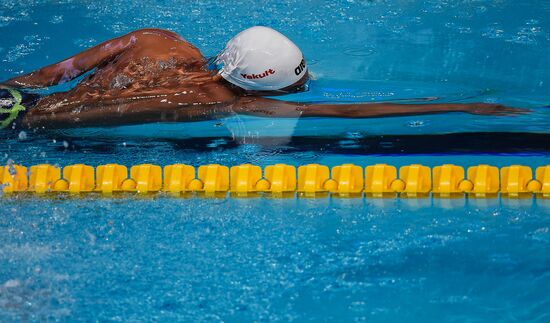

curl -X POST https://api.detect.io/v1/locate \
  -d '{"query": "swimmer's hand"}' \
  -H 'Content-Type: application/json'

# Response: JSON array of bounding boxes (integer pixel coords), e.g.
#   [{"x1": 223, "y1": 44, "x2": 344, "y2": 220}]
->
[{"x1": 463, "y1": 103, "x2": 530, "y2": 116}]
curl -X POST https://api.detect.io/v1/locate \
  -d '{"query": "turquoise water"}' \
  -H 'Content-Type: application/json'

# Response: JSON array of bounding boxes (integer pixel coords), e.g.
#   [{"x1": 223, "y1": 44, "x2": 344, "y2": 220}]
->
[{"x1": 1, "y1": 0, "x2": 549, "y2": 321}]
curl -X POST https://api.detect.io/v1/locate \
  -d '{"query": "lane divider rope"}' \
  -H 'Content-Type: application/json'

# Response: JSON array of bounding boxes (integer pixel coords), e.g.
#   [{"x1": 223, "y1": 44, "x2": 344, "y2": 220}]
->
[{"x1": 1, "y1": 163, "x2": 549, "y2": 198}]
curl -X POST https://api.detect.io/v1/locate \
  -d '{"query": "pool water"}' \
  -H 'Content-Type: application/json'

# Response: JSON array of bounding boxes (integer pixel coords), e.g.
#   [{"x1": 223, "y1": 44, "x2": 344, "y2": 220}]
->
[
  {"x1": 1, "y1": 196, "x2": 548, "y2": 321},
  {"x1": 1, "y1": 0, "x2": 549, "y2": 321}
]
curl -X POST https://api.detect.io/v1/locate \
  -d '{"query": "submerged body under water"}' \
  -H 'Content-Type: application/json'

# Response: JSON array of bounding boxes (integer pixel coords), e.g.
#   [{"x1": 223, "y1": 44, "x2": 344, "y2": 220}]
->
[{"x1": 0, "y1": 0, "x2": 549, "y2": 321}]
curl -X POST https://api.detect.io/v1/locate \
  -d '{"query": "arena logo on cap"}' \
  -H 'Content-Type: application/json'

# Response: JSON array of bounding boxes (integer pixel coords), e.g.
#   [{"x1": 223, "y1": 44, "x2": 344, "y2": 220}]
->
[
  {"x1": 294, "y1": 59, "x2": 306, "y2": 76},
  {"x1": 241, "y1": 69, "x2": 275, "y2": 79}
]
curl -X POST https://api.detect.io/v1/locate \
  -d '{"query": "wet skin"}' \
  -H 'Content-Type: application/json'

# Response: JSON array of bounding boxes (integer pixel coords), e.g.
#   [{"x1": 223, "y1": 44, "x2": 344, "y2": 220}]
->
[{"x1": 2, "y1": 28, "x2": 525, "y2": 129}]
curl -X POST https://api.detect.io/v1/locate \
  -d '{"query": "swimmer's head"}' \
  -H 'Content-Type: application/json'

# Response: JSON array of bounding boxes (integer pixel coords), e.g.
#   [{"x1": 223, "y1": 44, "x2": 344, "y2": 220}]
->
[{"x1": 216, "y1": 26, "x2": 308, "y2": 95}]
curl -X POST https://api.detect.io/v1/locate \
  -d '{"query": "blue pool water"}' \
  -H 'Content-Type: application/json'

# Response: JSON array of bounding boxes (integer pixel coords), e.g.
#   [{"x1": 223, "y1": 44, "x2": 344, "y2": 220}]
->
[{"x1": 1, "y1": 0, "x2": 549, "y2": 321}]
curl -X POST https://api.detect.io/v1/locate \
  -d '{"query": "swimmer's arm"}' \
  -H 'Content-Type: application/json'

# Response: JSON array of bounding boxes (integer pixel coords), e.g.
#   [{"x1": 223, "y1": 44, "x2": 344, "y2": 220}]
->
[
  {"x1": 21, "y1": 98, "x2": 233, "y2": 129},
  {"x1": 233, "y1": 98, "x2": 525, "y2": 117},
  {"x1": 1, "y1": 31, "x2": 145, "y2": 89},
  {"x1": 21, "y1": 97, "x2": 524, "y2": 129}
]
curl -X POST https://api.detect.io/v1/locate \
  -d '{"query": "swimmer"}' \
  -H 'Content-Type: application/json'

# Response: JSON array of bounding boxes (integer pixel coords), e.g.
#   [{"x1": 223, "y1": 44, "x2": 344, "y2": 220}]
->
[{"x1": 0, "y1": 27, "x2": 524, "y2": 129}]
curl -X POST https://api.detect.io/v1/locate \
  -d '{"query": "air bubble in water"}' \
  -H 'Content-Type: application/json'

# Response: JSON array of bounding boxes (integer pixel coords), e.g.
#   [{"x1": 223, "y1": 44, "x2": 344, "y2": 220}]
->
[
  {"x1": 407, "y1": 120, "x2": 425, "y2": 127},
  {"x1": 50, "y1": 15, "x2": 63, "y2": 24},
  {"x1": 3, "y1": 279, "x2": 20, "y2": 288}
]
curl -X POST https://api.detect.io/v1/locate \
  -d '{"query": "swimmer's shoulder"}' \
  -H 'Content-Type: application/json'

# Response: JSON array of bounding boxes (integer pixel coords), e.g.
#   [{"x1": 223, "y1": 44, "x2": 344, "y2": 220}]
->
[
  {"x1": 122, "y1": 28, "x2": 202, "y2": 56},
  {"x1": 123, "y1": 28, "x2": 191, "y2": 46},
  {"x1": 129, "y1": 28, "x2": 182, "y2": 39}
]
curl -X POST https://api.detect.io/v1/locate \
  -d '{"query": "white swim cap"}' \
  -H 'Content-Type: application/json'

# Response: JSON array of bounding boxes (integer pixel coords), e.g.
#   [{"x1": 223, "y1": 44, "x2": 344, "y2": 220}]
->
[{"x1": 216, "y1": 26, "x2": 307, "y2": 91}]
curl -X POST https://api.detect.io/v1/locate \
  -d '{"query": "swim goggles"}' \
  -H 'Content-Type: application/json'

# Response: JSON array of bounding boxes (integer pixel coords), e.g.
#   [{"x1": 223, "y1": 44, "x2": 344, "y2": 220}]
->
[{"x1": 0, "y1": 85, "x2": 27, "y2": 129}]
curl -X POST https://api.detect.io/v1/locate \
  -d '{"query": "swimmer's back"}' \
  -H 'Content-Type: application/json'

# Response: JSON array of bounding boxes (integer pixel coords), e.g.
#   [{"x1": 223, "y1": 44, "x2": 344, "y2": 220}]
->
[{"x1": 68, "y1": 28, "x2": 212, "y2": 99}]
